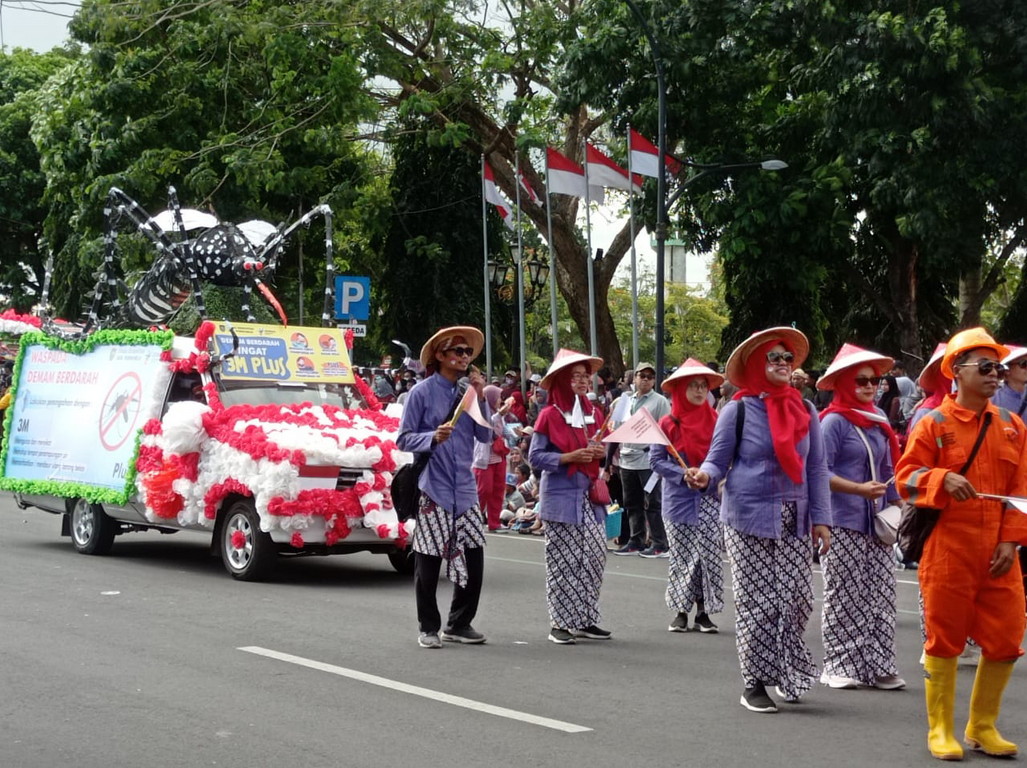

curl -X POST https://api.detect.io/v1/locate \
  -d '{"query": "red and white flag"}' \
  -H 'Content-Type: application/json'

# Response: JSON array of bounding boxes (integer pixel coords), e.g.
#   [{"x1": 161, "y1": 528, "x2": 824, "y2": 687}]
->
[
  {"x1": 586, "y1": 143, "x2": 643, "y2": 195},
  {"x1": 518, "y1": 169, "x2": 543, "y2": 206},
  {"x1": 545, "y1": 147, "x2": 588, "y2": 198},
  {"x1": 628, "y1": 128, "x2": 683, "y2": 178},
  {"x1": 450, "y1": 385, "x2": 492, "y2": 428},
  {"x1": 483, "y1": 163, "x2": 515, "y2": 229},
  {"x1": 602, "y1": 406, "x2": 671, "y2": 446}
]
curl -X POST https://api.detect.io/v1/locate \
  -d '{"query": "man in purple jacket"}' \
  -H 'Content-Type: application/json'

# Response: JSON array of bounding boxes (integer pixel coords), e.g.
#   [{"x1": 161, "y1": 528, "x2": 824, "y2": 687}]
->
[{"x1": 398, "y1": 326, "x2": 493, "y2": 649}]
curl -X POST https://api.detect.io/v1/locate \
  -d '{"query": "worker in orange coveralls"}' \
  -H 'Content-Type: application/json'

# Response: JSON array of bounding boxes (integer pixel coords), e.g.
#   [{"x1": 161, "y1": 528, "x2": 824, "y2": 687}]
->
[{"x1": 897, "y1": 327, "x2": 1027, "y2": 761}]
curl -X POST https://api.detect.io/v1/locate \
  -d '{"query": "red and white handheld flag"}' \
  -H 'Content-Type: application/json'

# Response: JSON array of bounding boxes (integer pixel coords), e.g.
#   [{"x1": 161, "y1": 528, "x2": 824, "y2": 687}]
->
[
  {"x1": 602, "y1": 406, "x2": 671, "y2": 446},
  {"x1": 586, "y1": 143, "x2": 643, "y2": 195},
  {"x1": 483, "y1": 163, "x2": 515, "y2": 230},
  {"x1": 628, "y1": 128, "x2": 682, "y2": 178},
  {"x1": 450, "y1": 385, "x2": 492, "y2": 428}
]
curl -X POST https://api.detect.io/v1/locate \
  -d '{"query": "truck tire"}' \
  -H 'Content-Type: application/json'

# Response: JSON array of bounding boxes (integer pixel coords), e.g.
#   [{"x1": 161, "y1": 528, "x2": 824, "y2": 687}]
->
[
  {"x1": 70, "y1": 498, "x2": 117, "y2": 555},
  {"x1": 387, "y1": 546, "x2": 416, "y2": 575},
  {"x1": 220, "y1": 498, "x2": 275, "y2": 581}
]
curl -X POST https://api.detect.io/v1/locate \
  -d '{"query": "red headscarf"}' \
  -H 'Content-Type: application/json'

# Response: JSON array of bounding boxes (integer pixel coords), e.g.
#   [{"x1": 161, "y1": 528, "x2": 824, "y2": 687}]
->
[
  {"x1": 732, "y1": 339, "x2": 810, "y2": 483},
  {"x1": 820, "y1": 368, "x2": 901, "y2": 466},
  {"x1": 508, "y1": 390, "x2": 528, "y2": 424},
  {"x1": 533, "y1": 366, "x2": 601, "y2": 478},
  {"x1": 660, "y1": 378, "x2": 717, "y2": 467},
  {"x1": 919, "y1": 386, "x2": 948, "y2": 413}
]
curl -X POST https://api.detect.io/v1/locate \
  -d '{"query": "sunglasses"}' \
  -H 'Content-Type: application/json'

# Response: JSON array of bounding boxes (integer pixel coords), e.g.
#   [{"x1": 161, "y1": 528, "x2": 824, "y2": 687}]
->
[
  {"x1": 955, "y1": 360, "x2": 1006, "y2": 376},
  {"x1": 766, "y1": 351, "x2": 795, "y2": 365},
  {"x1": 443, "y1": 346, "x2": 475, "y2": 358},
  {"x1": 1011, "y1": 360, "x2": 1027, "y2": 369},
  {"x1": 853, "y1": 376, "x2": 882, "y2": 387},
  {"x1": 636, "y1": 372, "x2": 655, "y2": 380}
]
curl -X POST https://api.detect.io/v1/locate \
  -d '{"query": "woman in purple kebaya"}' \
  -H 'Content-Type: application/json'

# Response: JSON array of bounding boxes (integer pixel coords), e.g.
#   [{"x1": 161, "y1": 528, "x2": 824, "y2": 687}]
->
[
  {"x1": 686, "y1": 327, "x2": 832, "y2": 714},
  {"x1": 816, "y1": 344, "x2": 905, "y2": 693}
]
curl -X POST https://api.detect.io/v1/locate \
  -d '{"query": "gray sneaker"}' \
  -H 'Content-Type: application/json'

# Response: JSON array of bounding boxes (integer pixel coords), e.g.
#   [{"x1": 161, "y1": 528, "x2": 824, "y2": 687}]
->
[
  {"x1": 441, "y1": 626, "x2": 487, "y2": 644},
  {"x1": 548, "y1": 628, "x2": 576, "y2": 644},
  {"x1": 417, "y1": 632, "x2": 442, "y2": 649},
  {"x1": 669, "y1": 612, "x2": 689, "y2": 632}
]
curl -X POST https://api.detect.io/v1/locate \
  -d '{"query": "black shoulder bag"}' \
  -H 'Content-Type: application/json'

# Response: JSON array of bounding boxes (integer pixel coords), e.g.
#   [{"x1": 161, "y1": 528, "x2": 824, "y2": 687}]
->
[
  {"x1": 390, "y1": 383, "x2": 467, "y2": 521},
  {"x1": 897, "y1": 412, "x2": 991, "y2": 562}
]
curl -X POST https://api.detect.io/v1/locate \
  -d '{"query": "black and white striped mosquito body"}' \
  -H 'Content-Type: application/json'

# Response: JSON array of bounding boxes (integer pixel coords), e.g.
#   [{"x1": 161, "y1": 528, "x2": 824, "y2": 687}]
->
[{"x1": 45, "y1": 186, "x2": 336, "y2": 337}]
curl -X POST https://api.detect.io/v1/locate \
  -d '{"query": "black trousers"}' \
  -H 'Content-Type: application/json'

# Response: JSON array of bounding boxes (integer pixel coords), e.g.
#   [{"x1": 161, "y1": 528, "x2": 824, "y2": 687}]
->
[
  {"x1": 414, "y1": 547, "x2": 484, "y2": 633},
  {"x1": 621, "y1": 467, "x2": 666, "y2": 549}
]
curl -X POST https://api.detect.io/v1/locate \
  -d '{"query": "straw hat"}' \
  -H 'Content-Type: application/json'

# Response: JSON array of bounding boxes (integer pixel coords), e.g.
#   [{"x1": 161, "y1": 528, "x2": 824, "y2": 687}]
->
[
  {"x1": 540, "y1": 348, "x2": 603, "y2": 389},
  {"x1": 917, "y1": 343, "x2": 949, "y2": 394},
  {"x1": 419, "y1": 326, "x2": 485, "y2": 369},
  {"x1": 815, "y1": 343, "x2": 894, "y2": 391},
  {"x1": 941, "y1": 327, "x2": 1008, "y2": 378},
  {"x1": 1001, "y1": 344, "x2": 1027, "y2": 366},
  {"x1": 724, "y1": 326, "x2": 810, "y2": 387},
  {"x1": 661, "y1": 357, "x2": 724, "y2": 392}
]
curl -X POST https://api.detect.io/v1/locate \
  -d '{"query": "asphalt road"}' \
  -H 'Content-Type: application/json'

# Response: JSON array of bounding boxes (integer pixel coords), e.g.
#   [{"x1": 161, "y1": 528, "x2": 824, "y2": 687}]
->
[{"x1": 1, "y1": 496, "x2": 1023, "y2": 768}]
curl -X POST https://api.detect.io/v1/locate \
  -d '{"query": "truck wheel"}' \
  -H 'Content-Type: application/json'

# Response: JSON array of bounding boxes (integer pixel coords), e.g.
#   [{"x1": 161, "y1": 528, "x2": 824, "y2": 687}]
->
[
  {"x1": 220, "y1": 499, "x2": 275, "y2": 581},
  {"x1": 70, "y1": 498, "x2": 117, "y2": 555},
  {"x1": 387, "y1": 546, "x2": 415, "y2": 575}
]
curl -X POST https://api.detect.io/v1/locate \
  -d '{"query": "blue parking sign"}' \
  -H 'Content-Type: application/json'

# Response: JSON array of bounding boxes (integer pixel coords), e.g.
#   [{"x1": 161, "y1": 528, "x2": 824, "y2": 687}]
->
[{"x1": 334, "y1": 276, "x2": 371, "y2": 321}]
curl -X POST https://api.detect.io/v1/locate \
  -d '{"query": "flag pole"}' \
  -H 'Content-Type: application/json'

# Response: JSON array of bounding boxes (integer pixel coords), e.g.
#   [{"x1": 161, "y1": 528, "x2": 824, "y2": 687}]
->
[
  {"x1": 544, "y1": 151, "x2": 559, "y2": 359},
  {"x1": 515, "y1": 151, "x2": 528, "y2": 400},
  {"x1": 481, "y1": 155, "x2": 493, "y2": 380},
  {"x1": 583, "y1": 149, "x2": 598, "y2": 357},
  {"x1": 626, "y1": 125, "x2": 640, "y2": 371}
]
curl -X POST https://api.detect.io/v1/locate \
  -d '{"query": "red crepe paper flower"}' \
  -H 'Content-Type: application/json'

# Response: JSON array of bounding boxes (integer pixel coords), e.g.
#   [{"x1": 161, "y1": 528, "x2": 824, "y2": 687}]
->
[
  {"x1": 203, "y1": 479, "x2": 251, "y2": 520},
  {"x1": 230, "y1": 529, "x2": 247, "y2": 550},
  {"x1": 141, "y1": 466, "x2": 184, "y2": 519},
  {"x1": 290, "y1": 532, "x2": 304, "y2": 548}
]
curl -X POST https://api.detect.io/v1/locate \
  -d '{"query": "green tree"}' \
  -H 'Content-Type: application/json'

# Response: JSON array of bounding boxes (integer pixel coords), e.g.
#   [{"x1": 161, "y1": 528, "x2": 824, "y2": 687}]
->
[
  {"x1": 558, "y1": 1, "x2": 1027, "y2": 371},
  {"x1": 346, "y1": 0, "x2": 648, "y2": 374},
  {"x1": 0, "y1": 47, "x2": 78, "y2": 311},
  {"x1": 31, "y1": 0, "x2": 378, "y2": 326}
]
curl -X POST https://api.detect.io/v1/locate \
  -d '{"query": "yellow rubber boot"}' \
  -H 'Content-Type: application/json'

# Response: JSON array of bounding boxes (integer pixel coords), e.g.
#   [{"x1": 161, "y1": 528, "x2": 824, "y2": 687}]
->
[
  {"x1": 964, "y1": 657, "x2": 1018, "y2": 757},
  {"x1": 924, "y1": 655, "x2": 964, "y2": 761}
]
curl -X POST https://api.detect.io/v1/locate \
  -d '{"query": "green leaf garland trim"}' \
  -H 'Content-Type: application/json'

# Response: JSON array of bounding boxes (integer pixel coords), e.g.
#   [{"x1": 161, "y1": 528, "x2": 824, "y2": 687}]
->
[{"x1": 0, "y1": 329, "x2": 173, "y2": 504}]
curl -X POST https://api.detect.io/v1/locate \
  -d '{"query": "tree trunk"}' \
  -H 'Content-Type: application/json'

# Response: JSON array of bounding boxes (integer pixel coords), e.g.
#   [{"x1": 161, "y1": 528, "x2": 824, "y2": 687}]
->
[
  {"x1": 958, "y1": 255, "x2": 983, "y2": 328},
  {"x1": 888, "y1": 241, "x2": 924, "y2": 374}
]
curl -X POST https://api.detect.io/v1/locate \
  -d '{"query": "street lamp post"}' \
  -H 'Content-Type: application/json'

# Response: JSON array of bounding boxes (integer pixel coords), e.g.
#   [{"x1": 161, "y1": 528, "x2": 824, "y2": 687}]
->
[
  {"x1": 488, "y1": 251, "x2": 549, "y2": 396},
  {"x1": 622, "y1": 1, "x2": 786, "y2": 384}
]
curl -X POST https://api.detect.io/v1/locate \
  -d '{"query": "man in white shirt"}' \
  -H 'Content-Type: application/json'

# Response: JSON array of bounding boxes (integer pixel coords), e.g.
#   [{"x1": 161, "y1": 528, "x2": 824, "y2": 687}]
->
[{"x1": 610, "y1": 362, "x2": 671, "y2": 558}]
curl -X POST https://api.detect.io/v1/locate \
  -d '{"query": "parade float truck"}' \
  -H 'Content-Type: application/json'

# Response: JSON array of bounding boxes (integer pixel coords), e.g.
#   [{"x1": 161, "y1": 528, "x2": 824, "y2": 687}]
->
[{"x1": 0, "y1": 320, "x2": 415, "y2": 580}]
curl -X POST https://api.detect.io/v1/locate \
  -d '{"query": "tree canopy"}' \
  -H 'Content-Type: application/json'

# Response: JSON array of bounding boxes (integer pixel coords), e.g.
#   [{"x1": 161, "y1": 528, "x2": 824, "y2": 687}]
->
[{"x1": 2, "y1": 0, "x2": 1026, "y2": 375}]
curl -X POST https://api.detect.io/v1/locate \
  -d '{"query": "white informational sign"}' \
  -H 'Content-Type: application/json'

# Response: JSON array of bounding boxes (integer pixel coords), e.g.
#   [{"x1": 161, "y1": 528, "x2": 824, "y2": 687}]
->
[
  {"x1": 340, "y1": 323, "x2": 367, "y2": 338},
  {"x1": 2, "y1": 340, "x2": 171, "y2": 494}
]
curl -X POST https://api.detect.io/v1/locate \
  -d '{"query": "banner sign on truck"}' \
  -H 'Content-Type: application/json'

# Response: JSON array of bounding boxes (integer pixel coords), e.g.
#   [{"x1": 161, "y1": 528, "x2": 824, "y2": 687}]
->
[
  {"x1": 0, "y1": 330, "x2": 173, "y2": 503},
  {"x1": 212, "y1": 322, "x2": 356, "y2": 384}
]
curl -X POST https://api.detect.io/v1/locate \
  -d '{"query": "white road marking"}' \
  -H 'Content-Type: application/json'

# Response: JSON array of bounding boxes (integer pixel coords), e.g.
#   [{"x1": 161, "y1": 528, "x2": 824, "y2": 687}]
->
[{"x1": 238, "y1": 646, "x2": 592, "y2": 734}]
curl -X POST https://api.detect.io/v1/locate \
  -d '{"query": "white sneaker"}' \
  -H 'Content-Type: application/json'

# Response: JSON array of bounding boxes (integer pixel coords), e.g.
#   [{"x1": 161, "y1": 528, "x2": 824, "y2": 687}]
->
[
  {"x1": 873, "y1": 674, "x2": 906, "y2": 690},
  {"x1": 819, "y1": 671, "x2": 859, "y2": 689}
]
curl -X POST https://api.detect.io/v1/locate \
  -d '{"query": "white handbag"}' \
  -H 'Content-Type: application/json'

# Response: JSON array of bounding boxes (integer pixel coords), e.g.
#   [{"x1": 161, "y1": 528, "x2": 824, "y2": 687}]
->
[{"x1": 852, "y1": 425, "x2": 900, "y2": 546}]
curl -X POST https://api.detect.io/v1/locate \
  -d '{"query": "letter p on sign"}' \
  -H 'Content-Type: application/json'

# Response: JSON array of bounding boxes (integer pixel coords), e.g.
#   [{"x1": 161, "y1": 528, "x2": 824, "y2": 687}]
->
[{"x1": 334, "y1": 276, "x2": 371, "y2": 321}]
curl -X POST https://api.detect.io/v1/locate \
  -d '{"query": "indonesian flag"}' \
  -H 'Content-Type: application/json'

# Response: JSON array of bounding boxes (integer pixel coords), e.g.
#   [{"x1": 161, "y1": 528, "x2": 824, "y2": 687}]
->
[
  {"x1": 519, "y1": 169, "x2": 543, "y2": 206},
  {"x1": 545, "y1": 147, "x2": 589, "y2": 198},
  {"x1": 450, "y1": 385, "x2": 492, "y2": 428},
  {"x1": 628, "y1": 128, "x2": 683, "y2": 178},
  {"x1": 586, "y1": 143, "x2": 643, "y2": 195},
  {"x1": 483, "y1": 163, "x2": 515, "y2": 230}
]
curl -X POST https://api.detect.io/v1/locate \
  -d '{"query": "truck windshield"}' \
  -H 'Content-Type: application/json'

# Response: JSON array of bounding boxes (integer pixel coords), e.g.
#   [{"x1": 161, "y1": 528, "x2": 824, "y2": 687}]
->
[{"x1": 217, "y1": 380, "x2": 368, "y2": 410}]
